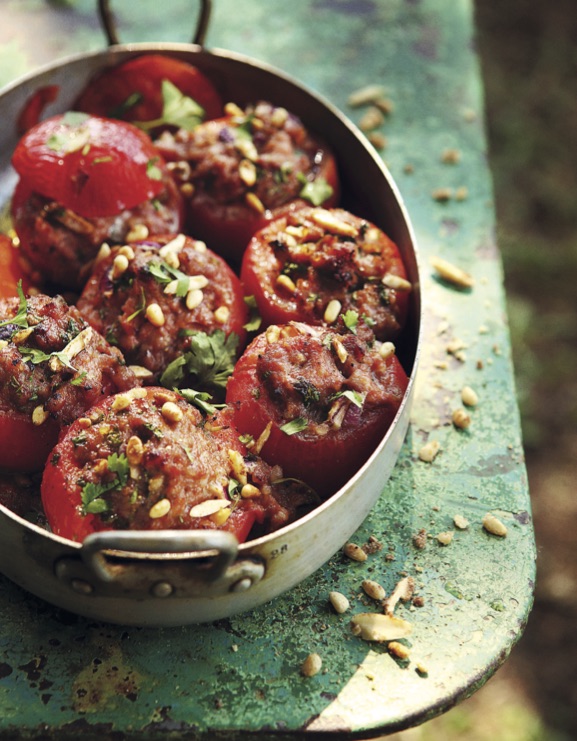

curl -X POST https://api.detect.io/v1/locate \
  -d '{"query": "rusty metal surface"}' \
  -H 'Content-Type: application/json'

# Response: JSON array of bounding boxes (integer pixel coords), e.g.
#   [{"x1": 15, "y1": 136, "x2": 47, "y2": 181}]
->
[{"x1": 0, "y1": 0, "x2": 534, "y2": 737}]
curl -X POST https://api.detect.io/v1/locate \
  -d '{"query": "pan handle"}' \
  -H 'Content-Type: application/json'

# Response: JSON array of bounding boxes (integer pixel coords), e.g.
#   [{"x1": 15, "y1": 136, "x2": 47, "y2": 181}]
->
[
  {"x1": 81, "y1": 528, "x2": 237, "y2": 582},
  {"x1": 97, "y1": 0, "x2": 212, "y2": 46}
]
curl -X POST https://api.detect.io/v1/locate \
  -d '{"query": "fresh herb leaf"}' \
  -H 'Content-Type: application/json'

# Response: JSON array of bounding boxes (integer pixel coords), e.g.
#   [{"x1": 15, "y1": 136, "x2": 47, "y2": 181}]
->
[
  {"x1": 70, "y1": 371, "x2": 88, "y2": 386},
  {"x1": 297, "y1": 174, "x2": 333, "y2": 207},
  {"x1": 108, "y1": 91, "x2": 143, "y2": 119},
  {"x1": 331, "y1": 389, "x2": 365, "y2": 408},
  {"x1": 178, "y1": 388, "x2": 225, "y2": 416},
  {"x1": 280, "y1": 417, "x2": 308, "y2": 435},
  {"x1": 126, "y1": 288, "x2": 147, "y2": 322},
  {"x1": 0, "y1": 280, "x2": 28, "y2": 329},
  {"x1": 136, "y1": 79, "x2": 205, "y2": 132},
  {"x1": 343, "y1": 309, "x2": 359, "y2": 334},
  {"x1": 243, "y1": 295, "x2": 262, "y2": 332},
  {"x1": 160, "y1": 330, "x2": 239, "y2": 391},
  {"x1": 80, "y1": 453, "x2": 129, "y2": 516},
  {"x1": 146, "y1": 158, "x2": 163, "y2": 181},
  {"x1": 147, "y1": 261, "x2": 191, "y2": 296}
]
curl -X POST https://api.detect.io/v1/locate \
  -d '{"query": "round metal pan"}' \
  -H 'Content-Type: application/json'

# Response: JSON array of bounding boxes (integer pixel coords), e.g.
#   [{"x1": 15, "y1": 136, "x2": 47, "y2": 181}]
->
[{"x1": 0, "y1": 35, "x2": 421, "y2": 626}]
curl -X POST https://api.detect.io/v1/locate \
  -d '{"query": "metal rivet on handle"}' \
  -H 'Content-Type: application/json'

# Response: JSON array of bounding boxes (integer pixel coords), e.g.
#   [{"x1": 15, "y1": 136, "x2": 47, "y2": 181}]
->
[
  {"x1": 150, "y1": 581, "x2": 174, "y2": 598},
  {"x1": 71, "y1": 578, "x2": 94, "y2": 595},
  {"x1": 230, "y1": 578, "x2": 253, "y2": 593}
]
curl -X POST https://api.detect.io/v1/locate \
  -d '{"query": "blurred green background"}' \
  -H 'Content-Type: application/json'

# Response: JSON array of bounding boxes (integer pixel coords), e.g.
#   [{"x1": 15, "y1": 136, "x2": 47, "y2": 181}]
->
[{"x1": 388, "y1": 1, "x2": 577, "y2": 739}]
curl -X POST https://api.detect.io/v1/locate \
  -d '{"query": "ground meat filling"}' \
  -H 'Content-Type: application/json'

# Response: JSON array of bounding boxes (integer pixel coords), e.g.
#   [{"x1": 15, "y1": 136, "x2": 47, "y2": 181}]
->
[
  {"x1": 50, "y1": 388, "x2": 292, "y2": 534},
  {"x1": 157, "y1": 101, "x2": 332, "y2": 210},
  {"x1": 77, "y1": 234, "x2": 246, "y2": 385},
  {"x1": 248, "y1": 207, "x2": 411, "y2": 340},
  {"x1": 0, "y1": 293, "x2": 138, "y2": 425},
  {"x1": 258, "y1": 323, "x2": 401, "y2": 437},
  {"x1": 12, "y1": 174, "x2": 182, "y2": 290}
]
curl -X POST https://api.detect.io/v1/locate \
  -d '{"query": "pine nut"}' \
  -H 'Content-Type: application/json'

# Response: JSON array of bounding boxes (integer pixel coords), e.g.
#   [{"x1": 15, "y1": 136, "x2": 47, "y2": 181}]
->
[
  {"x1": 482, "y1": 513, "x2": 507, "y2": 537},
  {"x1": 362, "y1": 579, "x2": 386, "y2": 601},
  {"x1": 452, "y1": 408, "x2": 471, "y2": 429},
  {"x1": 311, "y1": 209, "x2": 358, "y2": 238},
  {"x1": 240, "y1": 483, "x2": 260, "y2": 499},
  {"x1": 329, "y1": 591, "x2": 350, "y2": 614},
  {"x1": 245, "y1": 192, "x2": 265, "y2": 214},
  {"x1": 379, "y1": 341, "x2": 396, "y2": 360},
  {"x1": 382, "y1": 273, "x2": 412, "y2": 291},
  {"x1": 118, "y1": 245, "x2": 135, "y2": 260},
  {"x1": 125, "y1": 224, "x2": 149, "y2": 242},
  {"x1": 418, "y1": 439, "x2": 440, "y2": 463},
  {"x1": 343, "y1": 542, "x2": 367, "y2": 562},
  {"x1": 238, "y1": 158, "x2": 257, "y2": 186},
  {"x1": 300, "y1": 653, "x2": 322, "y2": 677},
  {"x1": 461, "y1": 385, "x2": 479, "y2": 407},
  {"x1": 161, "y1": 401, "x2": 183, "y2": 424},
  {"x1": 214, "y1": 306, "x2": 230, "y2": 324},
  {"x1": 145, "y1": 303, "x2": 165, "y2": 327},
  {"x1": 324, "y1": 299, "x2": 342, "y2": 324},
  {"x1": 31, "y1": 405, "x2": 49, "y2": 426},
  {"x1": 149, "y1": 498, "x2": 171, "y2": 519},
  {"x1": 186, "y1": 289, "x2": 204, "y2": 310},
  {"x1": 276, "y1": 274, "x2": 297, "y2": 293},
  {"x1": 126, "y1": 435, "x2": 144, "y2": 466}
]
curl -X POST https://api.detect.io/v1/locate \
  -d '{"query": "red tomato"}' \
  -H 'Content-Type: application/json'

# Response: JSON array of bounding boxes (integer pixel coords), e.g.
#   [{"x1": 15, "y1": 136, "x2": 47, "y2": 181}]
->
[
  {"x1": 0, "y1": 234, "x2": 32, "y2": 298},
  {"x1": 17, "y1": 84, "x2": 60, "y2": 135},
  {"x1": 40, "y1": 388, "x2": 262, "y2": 543},
  {"x1": 75, "y1": 54, "x2": 223, "y2": 132},
  {"x1": 0, "y1": 405, "x2": 59, "y2": 474},
  {"x1": 155, "y1": 101, "x2": 340, "y2": 265},
  {"x1": 241, "y1": 207, "x2": 410, "y2": 341},
  {"x1": 11, "y1": 113, "x2": 166, "y2": 218},
  {"x1": 226, "y1": 322, "x2": 409, "y2": 499}
]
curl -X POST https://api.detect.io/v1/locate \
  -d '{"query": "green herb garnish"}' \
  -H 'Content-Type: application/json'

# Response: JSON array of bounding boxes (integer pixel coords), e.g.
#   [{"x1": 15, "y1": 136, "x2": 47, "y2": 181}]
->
[
  {"x1": 297, "y1": 174, "x2": 333, "y2": 206},
  {"x1": 80, "y1": 453, "x2": 129, "y2": 516},
  {"x1": 280, "y1": 417, "x2": 308, "y2": 435},
  {"x1": 331, "y1": 389, "x2": 365, "y2": 409},
  {"x1": 0, "y1": 280, "x2": 28, "y2": 329},
  {"x1": 160, "y1": 330, "x2": 239, "y2": 391},
  {"x1": 342, "y1": 309, "x2": 359, "y2": 334},
  {"x1": 136, "y1": 79, "x2": 205, "y2": 132},
  {"x1": 178, "y1": 388, "x2": 225, "y2": 416},
  {"x1": 243, "y1": 295, "x2": 262, "y2": 332}
]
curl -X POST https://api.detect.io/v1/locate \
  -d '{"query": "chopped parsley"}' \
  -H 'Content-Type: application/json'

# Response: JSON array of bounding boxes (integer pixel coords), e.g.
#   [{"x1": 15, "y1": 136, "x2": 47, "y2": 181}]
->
[
  {"x1": 331, "y1": 389, "x2": 365, "y2": 409},
  {"x1": 342, "y1": 309, "x2": 359, "y2": 334},
  {"x1": 80, "y1": 453, "x2": 129, "y2": 515},
  {"x1": 147, "y1": 260, "x2": 192, "y2": 298},
  {"x1": 160, "y1": 330, "x2": 239, "y2": 391},
  {"x1": 293, "y1": 378, "x2": 320, "y2": 408}
]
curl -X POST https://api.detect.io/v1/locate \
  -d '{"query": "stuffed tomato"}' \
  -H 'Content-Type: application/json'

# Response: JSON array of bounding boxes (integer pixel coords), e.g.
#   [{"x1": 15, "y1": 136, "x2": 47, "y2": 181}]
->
[
  {"x1": 0, "y1": 290, "x2": 138, "y2": 473},
  {"x1": 156, "y1": 100, "x2": 339, "y2": 263},
  {"x1": 41, "y1": 387, "x2": 312, "y2": 543},
  {"x1": 76, "y1": 234, "x2": 247, "y2": 391},
  {"x1": 11, "y1": 113, "x2": 183, "y2": 290},
  {"x1": 226, "y1": 321, "x2": 409, "y2": 499},
  {"x1": 75, "y1": 53, "x2": 224, "y2": 135},
  {"x1": 241, "y1": 206, "x2": 411, "y2": 342}
]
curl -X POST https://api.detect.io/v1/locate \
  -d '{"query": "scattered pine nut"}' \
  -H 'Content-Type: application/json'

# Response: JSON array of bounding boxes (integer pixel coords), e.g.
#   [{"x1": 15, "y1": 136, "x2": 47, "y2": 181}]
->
[
  {"x1": 379, "y1": 341, "x2": 396, "y2": 360},
  {"x1": 125, "y1": 224, "x2": 149, "y2": 242},
  {"x1": 145, "y1": 303, "x2": 165, "y2": 327},
  {"x1": 430, "y1": 256, "x2": 474, "y2": 289},
  {"x1": 31, "y1": 405, "x2": 49, "y2": 426},
  {"x1": 301, "y1": 653, "x2": 322, "y2": 677},
  {"x1": 418, "y1": 439, "x2": 440, "y2": 463},
  {"x1": 324, "y1": 299, "x2": 342, "y2": 324},
  {"x1": 453, "y1": 514, "x2": 469, "y2": 530},
  {"x1": 359, "y1": 106, "x2": 384, "y2": 132},
  {"x1": 343, "y1": 542, "x2": 368, "y2": 562},
  {"x1": 329, "y1": 591, "x2": 350, "y2": 614},
  {"x1": 161, "y1": 401, "x2": 184, "y2": 424},
  {"x1": 214, "y1": 306, "x2": 230, "y2": 324},
  {"x1": 441, "y1": 148, "x2": 461, "y2": 164},
  {"x1": 347, "y1": 84, "x2": 386, "y2": 107},
  {"x1": 452, "y1": 408, "x2": 471, "y2": 429},
  {"x1": 350, "y1": 613, "x2": 412, "y2": 642},
  {"x1": 431, "y1": 187, "x2": 453, "y2": 202},
  {"x1": 461, "y1": 386, "x2": 479, "y2": 407},
  {"x1": 388, "y1": 641, "x2": 411, "y2": 660},
  {"x1": 436, "y1": 531, "x2": 454, "y2": 546},
  {"x1": 482, "y1": 513, "x2": 508, "y2": 537},
  {"x1": 362, "y1": 579, "x2": 386, "y2": 601}
]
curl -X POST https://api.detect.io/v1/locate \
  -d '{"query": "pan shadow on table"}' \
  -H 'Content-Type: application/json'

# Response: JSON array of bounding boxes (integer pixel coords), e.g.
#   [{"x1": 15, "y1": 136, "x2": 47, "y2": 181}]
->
[{"x1": 384, "y1": 1, "x2": 577, "y2": 740}]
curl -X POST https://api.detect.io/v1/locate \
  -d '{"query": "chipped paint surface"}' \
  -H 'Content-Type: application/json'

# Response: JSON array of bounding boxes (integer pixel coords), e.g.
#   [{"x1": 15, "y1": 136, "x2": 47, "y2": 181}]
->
[{"x1": 0, "y1": 0, "x2": 534, "y2": 737}]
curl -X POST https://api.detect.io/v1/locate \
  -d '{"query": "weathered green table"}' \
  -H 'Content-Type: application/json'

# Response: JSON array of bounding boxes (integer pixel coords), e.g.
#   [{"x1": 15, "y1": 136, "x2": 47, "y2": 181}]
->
[{"x1": 0, "y1": 1, "x2": 534, "y2": 738}]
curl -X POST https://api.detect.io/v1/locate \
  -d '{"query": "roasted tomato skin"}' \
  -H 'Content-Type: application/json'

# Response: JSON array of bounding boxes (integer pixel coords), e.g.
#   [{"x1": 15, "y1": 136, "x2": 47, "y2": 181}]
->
[
  {"x1": 0, "y1": 234, "x2": 32, "y2": 298},
  {"x1": 11, "y1": 113, "x2": 167, "y2": 219},
  {"x1": 241, "y1": 207, "x2": 410, "y2": 341},
  {"x1": 17, "y1": 84, "x2": 60, "y2": 135},
  {"x1": 226, "y1": 323, "x2": 409, "y2": 499},
  {"x1": 75, "y1": 54, "x2": 223, "y2": 132},
  {"x1": 156, "y1": 101, "x2": 340, "y2": 264},
  {"x1": 0, "y1": 406, "x2": 59, "y2": 474}
]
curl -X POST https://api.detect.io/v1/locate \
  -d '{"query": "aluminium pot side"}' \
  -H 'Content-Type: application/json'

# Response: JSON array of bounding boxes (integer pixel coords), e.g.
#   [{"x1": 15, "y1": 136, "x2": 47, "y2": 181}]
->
[{"x1": 0, "y1": 43, "x2": 422, "y2": 626}]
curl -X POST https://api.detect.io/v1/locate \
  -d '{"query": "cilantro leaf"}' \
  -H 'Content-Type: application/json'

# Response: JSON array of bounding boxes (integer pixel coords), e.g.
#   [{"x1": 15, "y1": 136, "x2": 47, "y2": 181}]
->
[
  {"x1": 147, "y1": 260, "x2": 191, "y2": 297},
  {"x1": 136, "y1": 79, "x2": 205, "y2": 132},
  {"x1": 160, "y1": 330, "x2": 239, "y2": 391}
]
